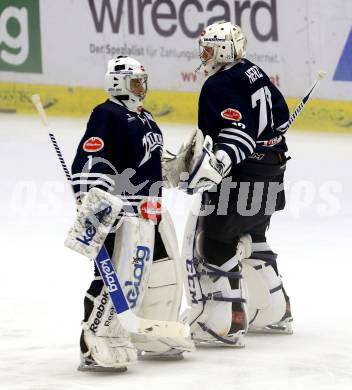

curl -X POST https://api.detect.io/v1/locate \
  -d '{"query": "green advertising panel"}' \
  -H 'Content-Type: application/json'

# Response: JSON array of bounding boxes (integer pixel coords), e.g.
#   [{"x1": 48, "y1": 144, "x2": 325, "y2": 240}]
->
[{"x1": 0, "y1": 0, "x2": 42, "y2": 73}]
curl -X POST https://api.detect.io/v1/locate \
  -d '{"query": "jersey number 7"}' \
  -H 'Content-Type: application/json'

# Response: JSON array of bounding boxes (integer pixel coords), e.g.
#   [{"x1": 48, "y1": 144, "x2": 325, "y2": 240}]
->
[{"x1": 251, "y1": 86, "x2": 274, "y2": 137}]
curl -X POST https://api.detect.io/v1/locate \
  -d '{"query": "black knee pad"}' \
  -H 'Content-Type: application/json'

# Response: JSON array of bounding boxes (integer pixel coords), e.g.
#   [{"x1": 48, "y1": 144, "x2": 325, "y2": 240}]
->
[{"x1": 199, "y1": 234, "x2": 239, "y2": 267}]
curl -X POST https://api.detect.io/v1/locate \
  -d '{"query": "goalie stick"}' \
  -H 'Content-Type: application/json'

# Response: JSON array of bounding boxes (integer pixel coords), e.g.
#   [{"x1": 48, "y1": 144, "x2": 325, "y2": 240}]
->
[{"x1": 31, "y1": 94, "x2": 189, "y2": 339}]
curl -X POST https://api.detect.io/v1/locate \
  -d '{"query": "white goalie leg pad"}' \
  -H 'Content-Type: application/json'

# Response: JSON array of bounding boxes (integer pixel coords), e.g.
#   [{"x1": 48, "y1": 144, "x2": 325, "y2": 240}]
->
[
  {"x1": 112, "y1": 216, "x2": 155, "y2": 313},
  {"x1": 132, "y1": 210, "x2": 195, "y2": 356},
  {"x1": 81, "y1": 216, "x2": 155, "y2": 368},
  {"x1": 181, "y1": 259, "x2": 248, "y2": 346},
  {"x1": 82, "y1": 288, "x2": 137, "y2": 368},
  {"x1": 182, "y1": 194, "x2": 203, "y2": 309},
  {"x1": 180, "y1": 196, "x2": 249, "y2": 346},
  {"x1": 242, "y1": 246, "x2": 286, "y2": 328}
]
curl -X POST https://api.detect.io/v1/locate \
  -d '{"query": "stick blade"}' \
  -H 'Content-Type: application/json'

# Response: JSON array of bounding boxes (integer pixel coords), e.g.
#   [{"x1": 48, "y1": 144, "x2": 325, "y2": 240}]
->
[{"x1": 31, "y1": 93, "x2": 48, "y2": 125}]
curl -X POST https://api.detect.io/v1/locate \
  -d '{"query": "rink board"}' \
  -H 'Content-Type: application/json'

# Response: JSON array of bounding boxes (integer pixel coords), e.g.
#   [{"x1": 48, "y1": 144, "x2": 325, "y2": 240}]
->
[{"x1": 0, "y1": 82, "x2": 351, "y2": 133}]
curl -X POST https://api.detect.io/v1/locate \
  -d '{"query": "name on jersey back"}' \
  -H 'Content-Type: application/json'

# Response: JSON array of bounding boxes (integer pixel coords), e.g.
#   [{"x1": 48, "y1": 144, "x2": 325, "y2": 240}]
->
[{"x1": 245, "y1": 65, "x2": 263, "y2": 84}]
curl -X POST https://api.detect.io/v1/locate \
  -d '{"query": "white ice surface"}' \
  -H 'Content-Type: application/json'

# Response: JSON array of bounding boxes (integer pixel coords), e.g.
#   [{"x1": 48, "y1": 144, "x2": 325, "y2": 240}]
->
[{"x1": 1, "y1": 114, "x2": 352, "y2": 390}]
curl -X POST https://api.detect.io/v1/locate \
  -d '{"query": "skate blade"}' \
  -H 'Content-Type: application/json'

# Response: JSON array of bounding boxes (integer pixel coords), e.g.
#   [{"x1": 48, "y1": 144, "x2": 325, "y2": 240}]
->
[
  {"x1": 249, "y1": 321, "x2": 293, "y2": 335},
  {"x1": 138, "y1": 352, "x2": 184, "y2": 361},
  {"x1": 195, "y1": 335, "x2": 245, "y2": 348},
  {"x1": 77, "y1": 363, "x2": 127, "y2": 372}
]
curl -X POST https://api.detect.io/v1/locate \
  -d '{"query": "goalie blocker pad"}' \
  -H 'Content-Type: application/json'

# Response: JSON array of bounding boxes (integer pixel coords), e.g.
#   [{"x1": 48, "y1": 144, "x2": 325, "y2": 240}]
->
[{"x1": 65, "y1": 187, "x2": 123, "y2": 259}]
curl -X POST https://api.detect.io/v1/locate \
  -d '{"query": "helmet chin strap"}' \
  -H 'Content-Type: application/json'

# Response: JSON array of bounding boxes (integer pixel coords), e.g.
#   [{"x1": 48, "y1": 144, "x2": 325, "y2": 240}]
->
[
  {"x1": 110, "y1": 95, "x2": 128, "y2": 108},
  {"x1": 110, "y1": 95, "x2": 143, "y2": 114}
]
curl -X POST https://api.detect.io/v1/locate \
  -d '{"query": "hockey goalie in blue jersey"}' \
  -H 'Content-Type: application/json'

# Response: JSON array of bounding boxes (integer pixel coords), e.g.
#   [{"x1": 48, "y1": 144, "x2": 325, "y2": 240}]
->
[
  {"x1": 163, "y1": 21, "x2": 293, "y2": 347},
  {"x1": 71, "y1": 56, "x2": 194, "y2": 372}
]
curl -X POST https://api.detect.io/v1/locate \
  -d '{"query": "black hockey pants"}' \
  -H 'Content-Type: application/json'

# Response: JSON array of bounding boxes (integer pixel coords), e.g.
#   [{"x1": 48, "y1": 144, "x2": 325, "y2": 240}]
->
[{"x1": 197, "y1": 151, "x2": 289, "y2": 267}]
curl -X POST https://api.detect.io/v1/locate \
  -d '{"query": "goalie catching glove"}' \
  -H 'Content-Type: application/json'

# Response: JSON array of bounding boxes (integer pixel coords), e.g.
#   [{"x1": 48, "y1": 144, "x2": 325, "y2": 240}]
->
[
  {"x1": 162, "y1": 130, "x2": 232, "y2": 192},
  {"x1": 161, "y1": 129, "x2": 204, "y2": 188},
  {"x1": 182, "y1": 136, "x2": 232, "y2": 193}
]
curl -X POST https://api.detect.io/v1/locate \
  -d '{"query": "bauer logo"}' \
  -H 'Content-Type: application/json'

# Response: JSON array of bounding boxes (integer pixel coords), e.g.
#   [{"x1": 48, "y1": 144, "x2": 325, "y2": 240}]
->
[
  {"x1": 0, "y1": 0, "x2": 42, "y2": 73},
  {"x1": 333, "y1": 28, "x2": 352, "y2": 82}
]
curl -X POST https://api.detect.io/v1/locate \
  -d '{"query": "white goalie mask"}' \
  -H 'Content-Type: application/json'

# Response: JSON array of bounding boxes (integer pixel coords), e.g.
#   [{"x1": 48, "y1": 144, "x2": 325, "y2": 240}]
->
[
  {"x1": 104, "y1": 56, "x2": 148, "y2": 114},
  {"x1": 197, "y1": 21, "x2": 247, "y2": 78}
]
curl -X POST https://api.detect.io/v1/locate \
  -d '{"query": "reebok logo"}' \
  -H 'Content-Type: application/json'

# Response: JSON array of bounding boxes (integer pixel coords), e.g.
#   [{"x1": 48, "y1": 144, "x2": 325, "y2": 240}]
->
[
  {"x1": 89, "y1": 292, "x2": 109, "y2": 332},
  {"x1": 0, "y1": 0, "x2": 42, "y2": 73},
  {"x1": 334, "y1": 28, "x2": 352, "y2": 81}
]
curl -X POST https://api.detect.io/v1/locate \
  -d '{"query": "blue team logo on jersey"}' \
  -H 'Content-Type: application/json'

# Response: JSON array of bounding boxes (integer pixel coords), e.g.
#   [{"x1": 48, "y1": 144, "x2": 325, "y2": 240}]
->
[
  {"x1": 334, "y1": 28, "x2": 352, "y2": 81},
  {"x1": 139, "y1": 132, "x2": 163, "y2": 167}
]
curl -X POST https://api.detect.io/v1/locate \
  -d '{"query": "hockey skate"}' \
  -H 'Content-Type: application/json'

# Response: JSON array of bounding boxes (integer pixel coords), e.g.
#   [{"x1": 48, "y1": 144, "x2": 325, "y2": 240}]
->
[
  {"x1": 133, "y1": 327, "x2": 195, "y2": 361},
  {"x1": 248, "y1": 301, "x2": 293, "y2": 335},
  {"x1": 77, "y1": 284, "x2": 138, "y2": 373},
  {"x1": 193, "y1": 325, "x2": 246, "y2": 348},
  {"x1": 78, "y1": 354, "x2": 127, "y2": 373},
  {"x1": 138, "y1": 348, "x2": 185, "y2": 361},
  {"x1": 191, "y1": 304, "x2": 247, "y2": 348},
  {"x1": 181, "y1": 264, "x2": 248, "y2": 349},
  {"x1": 78, "y1": 327, "x2": 137, "y2": 372}
]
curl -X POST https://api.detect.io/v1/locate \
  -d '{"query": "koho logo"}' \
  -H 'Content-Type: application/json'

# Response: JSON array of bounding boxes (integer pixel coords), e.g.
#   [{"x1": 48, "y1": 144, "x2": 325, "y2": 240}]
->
[{"x1": 0, "y1": 0, "x2": 42, "y2": 72}]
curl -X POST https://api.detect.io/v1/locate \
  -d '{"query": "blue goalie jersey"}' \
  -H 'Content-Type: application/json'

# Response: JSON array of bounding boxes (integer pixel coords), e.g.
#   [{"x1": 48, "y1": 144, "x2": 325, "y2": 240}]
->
[
  {"x1": 71, "y1": 99, "x2": 163, "y2": 204},
  {"x1": 198, "y1": 59, "x2": 289, "y2": 167}
]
